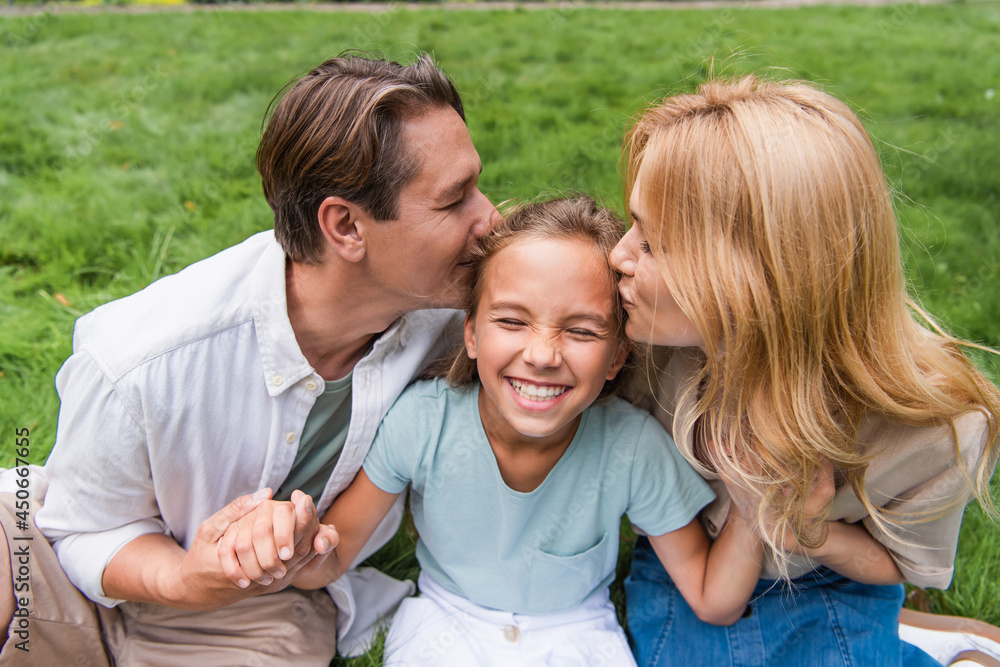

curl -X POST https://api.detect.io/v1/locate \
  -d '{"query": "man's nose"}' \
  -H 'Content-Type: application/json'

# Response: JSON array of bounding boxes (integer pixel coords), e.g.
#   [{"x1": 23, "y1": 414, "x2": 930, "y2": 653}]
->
[{"x1": 473, "y1": 190, "x2": 501, "y2": 239}]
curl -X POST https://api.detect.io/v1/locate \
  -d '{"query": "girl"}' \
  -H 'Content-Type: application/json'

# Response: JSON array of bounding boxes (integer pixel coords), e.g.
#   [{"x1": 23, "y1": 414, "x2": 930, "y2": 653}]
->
[
  {"x1": 611, "y1": 76, "x2": 1000, "y2": 666},
  {"x1": 219, "y1": 197, "x2": 764, "y2": 666}
]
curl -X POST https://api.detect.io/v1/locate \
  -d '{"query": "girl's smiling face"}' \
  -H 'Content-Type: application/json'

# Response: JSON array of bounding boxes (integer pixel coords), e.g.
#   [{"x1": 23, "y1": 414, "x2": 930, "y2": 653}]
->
[{"x1": 464, "y1": 236, "x2": 628, "y2": 451}]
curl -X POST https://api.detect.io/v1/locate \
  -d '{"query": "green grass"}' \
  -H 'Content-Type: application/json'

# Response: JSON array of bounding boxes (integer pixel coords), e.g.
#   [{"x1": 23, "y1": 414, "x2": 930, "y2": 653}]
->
[{"x1": 1, "y1": 2, "x2": 999, "y2": 661}]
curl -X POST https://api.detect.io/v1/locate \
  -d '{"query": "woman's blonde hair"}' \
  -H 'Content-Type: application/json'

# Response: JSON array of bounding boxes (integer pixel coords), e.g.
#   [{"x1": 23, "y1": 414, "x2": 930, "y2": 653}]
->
[
  {"x1": 627, "y1": 75, "x2": 1000, "y2": 572},
  {"x1": 432, "y1": 196, "x2": 630, "y2": 398}
]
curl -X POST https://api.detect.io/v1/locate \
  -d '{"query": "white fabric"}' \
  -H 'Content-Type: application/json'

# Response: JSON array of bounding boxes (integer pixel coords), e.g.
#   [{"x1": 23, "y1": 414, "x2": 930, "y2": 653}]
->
[
  {"x1": 24, "y1": 230, "x2": 461, "y2": 652},
  {"x1": 383, "y1": 572, "x2": 636, "y2": 666},
  {"x1": 332, "y1": 558, "x2": 417, "y2": 657},
  {"x1": 899, "y1": 621, "x2": 1000, "y2": 665}
]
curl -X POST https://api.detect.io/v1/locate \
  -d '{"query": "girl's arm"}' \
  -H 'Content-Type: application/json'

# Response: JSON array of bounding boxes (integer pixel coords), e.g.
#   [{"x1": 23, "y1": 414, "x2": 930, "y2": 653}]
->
[
  {"x1": 646, "y1": 509, "x2": 763, "y2": 626},
  {"x1": 293, "y1": 469, "x2": 400, "y2": 589},
  {"x1": 218, "y1": 470, "x2": 399, "y2": 590}
]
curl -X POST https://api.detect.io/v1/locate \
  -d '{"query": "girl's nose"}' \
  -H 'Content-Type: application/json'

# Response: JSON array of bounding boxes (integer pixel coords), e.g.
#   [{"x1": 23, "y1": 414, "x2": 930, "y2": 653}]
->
[{"x1": 523, "y1": 332, "x2": 560, "y2": 368}]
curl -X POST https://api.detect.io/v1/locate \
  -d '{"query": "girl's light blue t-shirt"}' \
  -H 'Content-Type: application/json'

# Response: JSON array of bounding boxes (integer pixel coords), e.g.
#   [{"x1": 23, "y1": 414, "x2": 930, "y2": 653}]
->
[{"x1": 363, "y1": 377, "x2": 714, "y2": 615}]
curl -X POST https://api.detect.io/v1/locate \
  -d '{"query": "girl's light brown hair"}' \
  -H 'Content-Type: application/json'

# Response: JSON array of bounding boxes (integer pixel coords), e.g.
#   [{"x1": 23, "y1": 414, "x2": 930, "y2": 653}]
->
[
  {"x1": 627, "y1": 75, "x2": 1000, "y2": 573},
  {"x1": 433, "y1": 196, "x2": 630, "y2": 399}
]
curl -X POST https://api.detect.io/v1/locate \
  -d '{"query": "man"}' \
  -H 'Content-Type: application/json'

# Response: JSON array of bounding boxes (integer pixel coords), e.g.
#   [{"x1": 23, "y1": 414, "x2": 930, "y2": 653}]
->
[{"x1": 0, "y1": 53, "x2": 499, "y2": 665}]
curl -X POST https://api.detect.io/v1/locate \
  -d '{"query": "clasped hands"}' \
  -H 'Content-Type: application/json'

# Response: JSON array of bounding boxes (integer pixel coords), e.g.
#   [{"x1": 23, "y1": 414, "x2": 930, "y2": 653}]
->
[
  {"x1": 181, "y1": 488, "x2": 340, "y2": 605},
  {"x1": 214, "y1": 489, "x2": 340, "y2": 590},
  {"x1": 195, "y1": 458, "x2": 833, "y2": 597}
]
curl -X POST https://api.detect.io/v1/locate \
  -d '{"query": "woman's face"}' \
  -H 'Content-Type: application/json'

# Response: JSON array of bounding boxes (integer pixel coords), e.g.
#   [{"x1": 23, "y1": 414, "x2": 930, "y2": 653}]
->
[{"x1": 609, "y1": 165, "x2": 704, "y2": 349}]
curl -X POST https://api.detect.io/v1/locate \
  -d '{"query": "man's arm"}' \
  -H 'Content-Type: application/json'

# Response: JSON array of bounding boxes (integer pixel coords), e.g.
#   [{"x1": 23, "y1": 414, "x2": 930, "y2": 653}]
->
[{"x1": 102, "y1": 490, "x2": 323, "y2": 610}]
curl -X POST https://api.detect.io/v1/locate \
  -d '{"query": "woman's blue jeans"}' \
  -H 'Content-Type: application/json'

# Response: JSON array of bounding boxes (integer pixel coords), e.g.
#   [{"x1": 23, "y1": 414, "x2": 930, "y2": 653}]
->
[{"x1": 625, "y1": 536, "x2": 942, "y2": 667}]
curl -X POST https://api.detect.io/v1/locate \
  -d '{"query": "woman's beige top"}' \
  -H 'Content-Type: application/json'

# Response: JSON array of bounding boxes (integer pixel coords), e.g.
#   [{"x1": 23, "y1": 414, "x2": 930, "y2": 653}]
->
[{"x1": 638, "y1": 348, "x2": 991, "y2": 589}]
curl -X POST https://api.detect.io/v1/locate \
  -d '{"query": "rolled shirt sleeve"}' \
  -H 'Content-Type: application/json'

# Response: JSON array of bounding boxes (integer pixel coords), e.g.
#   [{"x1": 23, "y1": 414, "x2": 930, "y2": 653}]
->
[
  {"x1": 643, "y1": 347, "x2": 996, "y2": 588},
  {"x1": 36, "y1": 350, "x2": 168, "y2": 607},
  {"x1": 859, "y1": 410, "x2": 991, "y2": 589}
]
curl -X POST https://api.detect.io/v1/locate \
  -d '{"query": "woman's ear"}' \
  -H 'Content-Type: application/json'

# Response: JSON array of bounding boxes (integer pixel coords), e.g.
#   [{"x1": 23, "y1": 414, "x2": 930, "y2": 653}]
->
[
  {"x1": 606, "y1": 341, "x2": 631, "y2": 381},
  {"x1": 318, "y1": 196, "x2": 366, "y2": 263},
  {"x1": 463, "y1": 313, "x2": 478, "y2": 360}
]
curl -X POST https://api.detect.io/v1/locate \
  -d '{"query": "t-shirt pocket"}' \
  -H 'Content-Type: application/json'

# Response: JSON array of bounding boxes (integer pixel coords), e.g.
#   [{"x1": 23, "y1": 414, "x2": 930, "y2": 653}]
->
[{"x1": 527, "y1": 532, "x2": 611, "y2": 613}]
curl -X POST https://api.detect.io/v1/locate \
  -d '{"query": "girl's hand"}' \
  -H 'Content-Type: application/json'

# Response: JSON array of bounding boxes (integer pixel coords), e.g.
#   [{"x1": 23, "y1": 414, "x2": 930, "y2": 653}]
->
[
  {"x1": 288, "y1": 524, "x2": 342, "y2": 590},
  {"x1": 216, "y1": 490, "x2": 336, "y2": 588}
]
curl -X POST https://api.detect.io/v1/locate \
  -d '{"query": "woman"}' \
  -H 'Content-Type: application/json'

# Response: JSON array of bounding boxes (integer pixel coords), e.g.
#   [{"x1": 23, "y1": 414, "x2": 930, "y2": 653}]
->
[{"x1": 610, "y1": 76, "x2": 1000, "y2": 667}]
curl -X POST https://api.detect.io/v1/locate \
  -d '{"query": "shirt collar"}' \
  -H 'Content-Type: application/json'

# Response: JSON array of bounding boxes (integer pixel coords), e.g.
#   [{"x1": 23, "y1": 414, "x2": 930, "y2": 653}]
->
[
  {"x1": 251, "y1": 235, "x2": 409, "y2": 397},
  {"x1": 252, "y1": 236, "x2": 316, "y2": 397}
]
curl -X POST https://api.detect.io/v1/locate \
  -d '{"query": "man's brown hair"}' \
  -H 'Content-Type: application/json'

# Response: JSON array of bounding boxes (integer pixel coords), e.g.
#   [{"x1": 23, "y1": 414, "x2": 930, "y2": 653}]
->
[{"x1": 257, "y1": 53, "x2": 465, "y2": 264}]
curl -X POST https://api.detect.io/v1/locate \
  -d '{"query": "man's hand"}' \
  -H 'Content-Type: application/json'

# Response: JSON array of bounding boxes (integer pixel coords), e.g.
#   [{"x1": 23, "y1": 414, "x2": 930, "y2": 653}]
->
[{"x1": 104, "y1": 488, "x2": 329, "y2": 610}]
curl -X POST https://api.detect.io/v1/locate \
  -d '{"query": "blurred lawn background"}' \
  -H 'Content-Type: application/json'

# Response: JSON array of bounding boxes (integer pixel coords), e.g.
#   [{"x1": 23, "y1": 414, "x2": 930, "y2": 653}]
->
[{"x1": 1, "y1": 3, "x2": 999, "y2": 664}]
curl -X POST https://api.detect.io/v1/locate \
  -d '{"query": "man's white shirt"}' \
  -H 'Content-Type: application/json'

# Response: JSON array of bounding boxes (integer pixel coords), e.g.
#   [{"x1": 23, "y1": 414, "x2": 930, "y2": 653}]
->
[{"x1": 31, "y1": 230, "x2": 461, "y2": 650}]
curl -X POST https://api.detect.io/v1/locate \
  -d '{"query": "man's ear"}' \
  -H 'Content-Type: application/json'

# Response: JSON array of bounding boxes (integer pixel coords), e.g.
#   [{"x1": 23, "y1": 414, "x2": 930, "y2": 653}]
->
[
  {"x1": 463, "y1": 314, "x2": 478, "y2": 360},
  {"x1": 318, "y1": 196, "x2": 366, "y2": 263},
  {"x1": 606, "y1": 341, "x2": 631, "y2": 381}
]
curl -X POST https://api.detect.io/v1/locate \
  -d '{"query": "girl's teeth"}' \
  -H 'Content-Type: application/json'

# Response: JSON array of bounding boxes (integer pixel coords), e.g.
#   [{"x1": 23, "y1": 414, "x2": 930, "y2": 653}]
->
[{"x1": 509, "y1": 379, "x2": 568, "y2": 401}]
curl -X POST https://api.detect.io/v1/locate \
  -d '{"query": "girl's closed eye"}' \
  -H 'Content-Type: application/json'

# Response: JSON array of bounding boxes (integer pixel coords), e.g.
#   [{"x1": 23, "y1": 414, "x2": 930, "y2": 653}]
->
[
  {"x1": 496, "y1": 318, "x2": 525, "y2": 328},
  {"x1": 568, "y1": 328, "x2": 602, "y2": 339},
  {"x1": 639, "y1": 241, "x2": 651, "y2": 254}
]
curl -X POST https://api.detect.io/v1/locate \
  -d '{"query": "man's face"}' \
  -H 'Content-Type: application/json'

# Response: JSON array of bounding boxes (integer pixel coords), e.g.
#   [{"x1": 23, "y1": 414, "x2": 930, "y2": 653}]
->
[{"x1": 363, "y1": 106, "x2": 500, "y2": 310}]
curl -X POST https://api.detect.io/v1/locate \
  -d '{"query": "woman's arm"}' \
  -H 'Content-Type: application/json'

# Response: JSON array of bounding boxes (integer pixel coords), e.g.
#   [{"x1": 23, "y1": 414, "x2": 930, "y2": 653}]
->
[
  {"x1": 782, "y1": 520, "x2": 904, "y2": 585},
  {"x1": 729, "y1": 458, "x2": 905, "y2": 586},
  {"x1": 646, "y1": 509, "x2": 763, "y2": 626}
]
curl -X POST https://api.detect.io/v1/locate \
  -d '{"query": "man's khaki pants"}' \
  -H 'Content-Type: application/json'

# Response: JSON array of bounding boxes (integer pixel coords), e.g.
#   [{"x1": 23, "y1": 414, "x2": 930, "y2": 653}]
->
[{"x1": 0, "y1": 494, "x2": 338, "y2": 666}]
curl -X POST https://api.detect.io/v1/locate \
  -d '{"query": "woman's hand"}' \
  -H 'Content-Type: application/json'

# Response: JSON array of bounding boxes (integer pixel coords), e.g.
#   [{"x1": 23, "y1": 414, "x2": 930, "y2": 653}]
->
[
  {"x1": 719, "y1": 454, "x2": 835, "y2": 554},
  {"x1": 779, "y1": 458, "x2": 836, "y2": 553},
  {"x1": 719, "y1": 455, "x2": 903, "y2": 584}
]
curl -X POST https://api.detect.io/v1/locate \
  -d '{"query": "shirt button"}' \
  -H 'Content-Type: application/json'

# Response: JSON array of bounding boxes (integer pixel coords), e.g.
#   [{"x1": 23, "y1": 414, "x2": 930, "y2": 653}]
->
[
  {"x1": 502, "y1": 625, "x2": 519, "y2": 643},
  {"x1": 273, "y1": 375, "x2": 283, "y2": 387},
  {"x1": 285, "y1": 431, "x2": 296, "y2": 444},
  {"x1": 305, "y1": 380, "x2": 318, "y2": 392}
]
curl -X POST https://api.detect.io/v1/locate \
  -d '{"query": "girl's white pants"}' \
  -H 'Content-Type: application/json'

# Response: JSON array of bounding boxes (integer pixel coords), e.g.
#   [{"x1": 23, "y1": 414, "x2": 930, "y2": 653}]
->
[{"x1": 383, "y1": 572, "x2": 636, "y2": 666}]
